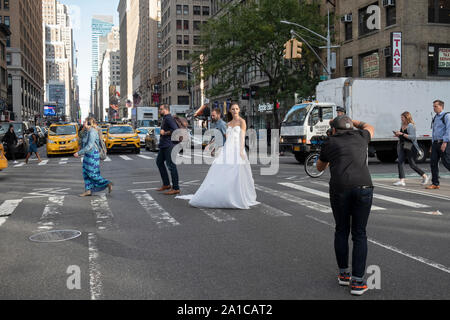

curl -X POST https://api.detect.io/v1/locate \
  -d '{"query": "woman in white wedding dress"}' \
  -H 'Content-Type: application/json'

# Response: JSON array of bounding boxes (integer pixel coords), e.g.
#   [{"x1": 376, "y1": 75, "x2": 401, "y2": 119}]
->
[{"x1": 177, "y1": 103, "x2": 259, "y2": 209}]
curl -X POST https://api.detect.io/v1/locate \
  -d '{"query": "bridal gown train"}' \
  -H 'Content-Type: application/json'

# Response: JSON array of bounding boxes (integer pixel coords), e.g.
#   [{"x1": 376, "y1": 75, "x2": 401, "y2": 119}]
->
[{"x1": 177, "y1": 126, "x2": 259, "y2": 209}]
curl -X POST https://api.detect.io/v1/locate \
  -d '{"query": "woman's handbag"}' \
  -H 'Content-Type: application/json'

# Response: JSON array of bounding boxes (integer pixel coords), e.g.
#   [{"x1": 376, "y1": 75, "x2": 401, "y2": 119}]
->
[
  {"x1": 96, "y1": 129, "x2": 108, "y2": 161},
  {"x1": 403, "y1": 141, "x2": 413, "y2": 151}
]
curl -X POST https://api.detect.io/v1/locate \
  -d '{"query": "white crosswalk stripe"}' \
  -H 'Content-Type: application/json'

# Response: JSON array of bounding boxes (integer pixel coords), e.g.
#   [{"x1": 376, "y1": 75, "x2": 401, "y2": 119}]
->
[
  {"x1": 119, "y1": 155, "x2": 133, "y2": 161},
  {"x1": 39, "y1": 160, "x2": 49, "y2": 166},
  {"x1": 279, "y1": 182, "x2": 386, "y2": 211},
  {"x1": 37, "y1": 196, "x2": 65, "y2": 231},
  {"x1": 14, "y1": 162, "x2": 25, "y2": 167},
  {"x1": 0, "y1": 199, "x2": 22, "y2": 218},
  {"x1": 91, "y1": 194, "x2": 115, "y2": 231},
  {"x1": 200, "y1": 208, "x2": 236, "y2": 222},
  {"x1": 258, "y1": 203, "x2": 292, "y2": 217},
  {"x1": 137, "y1": 155, "x2": 154, "y2": 160},
  {"x1": 131, "y1": 190, "x2": 180, "y2": 228}
]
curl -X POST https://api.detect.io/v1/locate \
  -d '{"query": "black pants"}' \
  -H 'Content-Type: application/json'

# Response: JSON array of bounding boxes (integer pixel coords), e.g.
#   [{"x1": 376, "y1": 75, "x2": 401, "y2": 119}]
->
[
  {"x1": 6, "y1": 144, "x2": 16, "y2": 161},
  {"x1": 156, "y1": 146, "x2": 179, "y2": 190},
  {"x1": 430, "y1": 141, "x2": 450, "y2": 186},
  {"x1": 397, "y1": 145, "x2": 425, "y2": 179},
  {"x1": 330, "y1": 187, "x2": 373, "y2": 278}
]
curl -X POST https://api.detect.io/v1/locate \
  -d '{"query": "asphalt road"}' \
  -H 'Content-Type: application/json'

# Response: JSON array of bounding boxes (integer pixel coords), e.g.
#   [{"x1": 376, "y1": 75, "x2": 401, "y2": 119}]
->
[{"x1": 0, "y1": 146, "x2": 449, "y2": 300}]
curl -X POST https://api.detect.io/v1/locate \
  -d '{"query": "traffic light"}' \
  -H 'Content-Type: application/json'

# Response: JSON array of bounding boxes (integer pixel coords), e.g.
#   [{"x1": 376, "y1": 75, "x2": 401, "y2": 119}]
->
[
  {"x1": 283, "y1": 39, "x2": 293, "y2": 60},
  {"x1": 292, "y1": 39, "x2": 303, "y2": 59},
  {"x1": 242, "y1": 88, "x2": 250, "y2": 100}
]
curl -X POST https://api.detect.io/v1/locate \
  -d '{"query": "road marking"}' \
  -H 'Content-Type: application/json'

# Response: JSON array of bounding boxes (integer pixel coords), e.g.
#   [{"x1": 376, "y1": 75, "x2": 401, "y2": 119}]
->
[
  {"x1": 119, "y1": 155, "x2": 132, "y2": 161},
  {"x1": 88, "y1": 233, "x2": 103, "y2": 300},
  {"x1": 14, "y1": 163, "x2": 25, "y2": 167},
  {"x1": 137, "y1": 155, "x2": 153, "y2": 160},
  {"x1": 37, "y1": 195, "x2": 65, "y2": 231},
  {"x1": 91, "y1": 194, "x2": 115, "y2": 231},
  {"x1": 38, "y1": 160, "x2": 49, "y2": 166},
  {"x1": 104, "y1": 157, "x2": 112, "y2": 162},
  {"x1": 305, "y1": 215, "x2": 450, "y2": 275},
  {"x1": 200, "y1": 208, "x2": 236, "y2": 222},
  {"x1": 259, "y1": 203, "x2": 292, "y2": 217},
  {"x1": 279, "y1": 182, "x2": 386, "y2": 211},
  {"x1": 132, "y1": 181, "x2": 161, "y2": 185},
  {"x1": 311, "y1": 180, "x2": 429, "y2": 209},
  {"x1": 24, "y1": 188, "x2": 71, "y2": 199},
  {"x1": 373, "y1": 182, "x2": 450, "y2": 201},
  {"x1": 0, "y1": 199, "x2": 22, "y2": 218},
  {"x1": 286, "y1": 176, "x2": 298, "y2": 180},
  {"x1": 255, "y1": 184, "x2": 332, "y2": 214},
  {"x1": 132, "y1": 191, "x2": 180, "y2": 228},
  {"x1": 414, "y1": 210, "x2": 443, "y2": 216}
]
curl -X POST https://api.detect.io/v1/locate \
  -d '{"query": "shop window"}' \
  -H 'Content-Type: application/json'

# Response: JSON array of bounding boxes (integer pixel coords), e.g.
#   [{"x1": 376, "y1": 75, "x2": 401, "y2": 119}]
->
[
  {"x1": 428, "y1": 44, "x2": 450, "y2": 76},
  {"x1": 359, "y1": 51, "x2": 380, "y2": 78}
]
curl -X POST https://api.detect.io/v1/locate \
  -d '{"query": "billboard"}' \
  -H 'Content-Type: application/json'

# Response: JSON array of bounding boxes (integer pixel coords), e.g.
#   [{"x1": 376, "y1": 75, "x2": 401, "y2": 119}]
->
[{"x1": 44, "y1": 105, "x2": 57, "y2": 116}]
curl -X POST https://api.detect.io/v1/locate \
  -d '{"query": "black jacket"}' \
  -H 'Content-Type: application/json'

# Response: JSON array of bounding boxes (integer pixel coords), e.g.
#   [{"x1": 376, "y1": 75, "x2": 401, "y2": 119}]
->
[{"x1": 2, "y1": 130, "x2": 18, "y2": 145}]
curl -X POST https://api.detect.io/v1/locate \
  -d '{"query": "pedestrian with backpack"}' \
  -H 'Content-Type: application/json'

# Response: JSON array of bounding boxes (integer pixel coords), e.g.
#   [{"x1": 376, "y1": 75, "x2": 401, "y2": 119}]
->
[
  {"x1": 25, "y1": 128, "x2": 42, "y2": 164},
  {"x1": 427, "y1": 100, "x2": 450, "y2": 190},
  {"x1": 74, "y1": 117, "x2": 113, "y2": 197},
  {"x1": 156, "y1": 104, "x2": 181, "y2": 196}
]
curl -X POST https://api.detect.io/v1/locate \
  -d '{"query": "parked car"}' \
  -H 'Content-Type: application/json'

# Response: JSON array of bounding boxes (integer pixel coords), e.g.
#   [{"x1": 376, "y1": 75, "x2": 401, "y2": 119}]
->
[
  {"x1": 136, "y1": 127, "x2": 152, "y2": 148},
  {"x1": 0, "y1": 143, "x2": 7, "y2": 171},
  {"x1": 33, "y1": 126, "x2": 46, "y2": 146},
  {"x1": 145, "y1": 127, "x2": 160, "y2": 152},
  {"x1": 0, "y1": 122, "x2": 31, "y2": 158}
]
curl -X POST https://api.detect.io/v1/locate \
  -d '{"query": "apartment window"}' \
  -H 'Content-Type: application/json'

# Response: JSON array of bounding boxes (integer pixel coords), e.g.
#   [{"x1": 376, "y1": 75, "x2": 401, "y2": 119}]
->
[
  {"x1": 194, "y1": 6, "x2": 201, "y2": 15},
  {"x1": 6, "y1": 53, "x2": 10, "y2": 65},
  {"x1": 178, "y1": 96, "x2": 189, "y2": 105},
  {"x1": 428, "y1": 44, "x2": 450, "y2": 76},
  {"x1": 184, "y1": 35, "x2": 189, "y2": 45},
  {"x1": 4, "y1": 0, "x2": 9, "y2": 10},
  {"x1": 193, "y1": 35, "x2": 200, "y2": 45},
  {"x1": 176, "y1": 20, "x2": 182, "y2": 30},
  {"x1": 183, "y1": 5, "x2": 189, "y2": 15},
  {"x1": 177, "y1": 35, "x2": 182, "y2": 44},
  {"x1": 344, "y1": 21, "x2": 352, "y2": 41},
  {"x1": 176, "y1": 5, "x2": 182, "y2": 15},
  {"x1": 386, "y1": 5, "x2": 396, "y2": 26},
  {"x1": 177, "y1": 65, "x2": 187, "y2": 75},
  {"x1": 358, "y1": 2, "x2": 378, "y2": 36},
  {"x1": 184, "y1": 50, "x2": 190, "y2": 60},
  {"x1": 194, "y1": 21, "x2": 201, "y2": 31},
  {"x1": 429, "y1": 0, "x2": 450, "y2": 23},
  {"x1": 177, "y1": 80, "x2": 187, "y2": 90},
  {"x1": 4, "y1": 16, "x2": 9, "y2": 27},
  {"x1": 202, "y1": 6, "x2": 210, "y2": 16},
  {"x1": 183, "y1": 20, "x2": 189, "y2": 30},
  {"x1": 177, "y1": 50, "x2": 183, "y2": 60}
]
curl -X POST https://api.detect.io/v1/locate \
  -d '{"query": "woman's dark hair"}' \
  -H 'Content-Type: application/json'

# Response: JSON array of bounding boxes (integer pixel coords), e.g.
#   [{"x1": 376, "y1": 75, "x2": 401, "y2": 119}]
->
[{"x1": 9, "y1": 124, "x2": 13, "y2": 130}]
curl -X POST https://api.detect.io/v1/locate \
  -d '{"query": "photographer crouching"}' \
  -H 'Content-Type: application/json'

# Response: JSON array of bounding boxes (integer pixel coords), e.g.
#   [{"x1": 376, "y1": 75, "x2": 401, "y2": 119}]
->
[{"x1": 316, "y1": 115, "x2": 375, "y2": 296}]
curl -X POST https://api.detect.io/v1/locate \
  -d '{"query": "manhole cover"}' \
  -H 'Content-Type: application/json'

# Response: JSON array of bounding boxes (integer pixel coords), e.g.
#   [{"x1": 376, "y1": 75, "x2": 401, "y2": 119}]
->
[{"x1": 29, "y1": 230, "x2": 82, "y2": 243}]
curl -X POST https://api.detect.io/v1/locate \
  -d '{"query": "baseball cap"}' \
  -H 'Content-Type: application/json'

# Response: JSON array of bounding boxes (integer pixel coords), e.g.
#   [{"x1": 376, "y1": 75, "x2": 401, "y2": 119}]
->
[
  {"x1": 336, "y1": 106, "x2": 346, "y2": 114},
  {"x1": 331, "y1": 115, "x2": 354, "y2": 131}
]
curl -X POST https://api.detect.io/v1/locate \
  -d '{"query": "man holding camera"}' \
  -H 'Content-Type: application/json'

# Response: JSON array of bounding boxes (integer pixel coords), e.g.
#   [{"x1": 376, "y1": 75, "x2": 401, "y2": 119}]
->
[{"x1": 316, "y1": 115, "x2": 375, "y2": 296}]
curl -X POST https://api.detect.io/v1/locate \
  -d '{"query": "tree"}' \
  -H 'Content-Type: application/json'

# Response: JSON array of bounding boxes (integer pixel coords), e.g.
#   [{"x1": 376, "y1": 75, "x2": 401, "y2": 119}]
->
[{"x1": 195, "y1": 0, "x2": 326, "y2": 128}]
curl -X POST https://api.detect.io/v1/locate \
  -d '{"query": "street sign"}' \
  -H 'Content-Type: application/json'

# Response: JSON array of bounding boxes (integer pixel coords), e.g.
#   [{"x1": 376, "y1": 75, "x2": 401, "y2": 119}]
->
[{"x1": 320, "y1": 75, "x2": 328, "y2": 81}]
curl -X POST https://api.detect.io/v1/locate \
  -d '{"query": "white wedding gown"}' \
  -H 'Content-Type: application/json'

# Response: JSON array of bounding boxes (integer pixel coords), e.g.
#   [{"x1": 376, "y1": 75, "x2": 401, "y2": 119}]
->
[{"x1": 176, "y1": 126, "x2": 259, "y2": 209}]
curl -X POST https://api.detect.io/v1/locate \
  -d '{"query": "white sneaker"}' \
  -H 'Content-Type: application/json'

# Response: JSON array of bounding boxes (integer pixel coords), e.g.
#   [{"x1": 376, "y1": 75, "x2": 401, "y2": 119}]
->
[
  {"x1": 13, "y1": 161, "x2": 19, "y2": 164},
  {"x1": 393, "y1": 180, "x2": 406, "y2": 186},
  {"x1": 421, "y1": 175, "x2": 430, "y2": 186}
]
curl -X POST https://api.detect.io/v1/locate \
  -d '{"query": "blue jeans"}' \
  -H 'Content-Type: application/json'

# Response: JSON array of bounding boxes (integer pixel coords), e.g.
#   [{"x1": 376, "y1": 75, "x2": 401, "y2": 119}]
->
[
  {"x1": 156, "y1": 146, "x2": 179, "y2": 190},
  {"x1": 430, "y1": 142, "x2": 450, "y2": 186},
  {"x1": 330, "y1": 187, "x2": 373, "y2": 278}
]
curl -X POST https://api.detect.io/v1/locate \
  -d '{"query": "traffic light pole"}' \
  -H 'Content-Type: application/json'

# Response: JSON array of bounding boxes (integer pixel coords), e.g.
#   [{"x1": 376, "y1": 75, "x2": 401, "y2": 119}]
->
[{"x1": 290, "y1": 30, "x2": 329, "y2": 77}]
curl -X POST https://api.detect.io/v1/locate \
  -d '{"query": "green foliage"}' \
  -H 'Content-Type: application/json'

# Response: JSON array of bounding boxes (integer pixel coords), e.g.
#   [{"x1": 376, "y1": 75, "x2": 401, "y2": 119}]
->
[{"x1": 195, "y1": 0, "x2": 326, "y2": 124}]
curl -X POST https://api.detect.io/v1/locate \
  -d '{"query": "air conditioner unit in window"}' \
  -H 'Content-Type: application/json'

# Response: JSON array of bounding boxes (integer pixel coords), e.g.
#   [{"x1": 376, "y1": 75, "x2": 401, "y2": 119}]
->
[
  {"x1": 384, "y1": 47, "x2": 392, "y2": 57},
  {"x1": 383, "y1": 0, "x2": 395, "y2": 7},
  {"x1": 344, "y1": 58, "x2": 353, "y2": 68},
  {"x1": 341, "y1": 14, "x2": 352, "y2": 23}
]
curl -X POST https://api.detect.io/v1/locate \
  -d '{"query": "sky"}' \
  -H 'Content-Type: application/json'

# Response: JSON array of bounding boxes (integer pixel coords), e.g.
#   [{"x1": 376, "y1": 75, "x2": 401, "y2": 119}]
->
[{"x1": 62, "y1": 0, "x2": 120, "y2": 119}]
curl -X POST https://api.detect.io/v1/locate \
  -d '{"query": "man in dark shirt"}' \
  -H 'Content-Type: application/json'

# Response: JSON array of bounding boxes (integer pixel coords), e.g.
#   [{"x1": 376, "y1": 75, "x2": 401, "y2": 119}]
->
[
  {"x1": 317, "y1": 115, "x2": 375, "y2": 296},
  {"x1": 2, "y1": 125, "x2": 18, "y2": 164},
  {"x1": 156, "y1": 105, "x2": 180, "y2": 195}
]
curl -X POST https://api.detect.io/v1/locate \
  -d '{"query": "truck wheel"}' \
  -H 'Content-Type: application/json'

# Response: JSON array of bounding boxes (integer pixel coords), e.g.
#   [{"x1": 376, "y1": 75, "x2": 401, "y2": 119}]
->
[
  {"x1": 376, "y1": 151, "x2": 398, "y2": 163},
  {"x1": 414, "y1": 143, "x2": 429, "y2": 163},
  {"x1": 294, "y1": 152, "x2": 306, "y2": 164}
]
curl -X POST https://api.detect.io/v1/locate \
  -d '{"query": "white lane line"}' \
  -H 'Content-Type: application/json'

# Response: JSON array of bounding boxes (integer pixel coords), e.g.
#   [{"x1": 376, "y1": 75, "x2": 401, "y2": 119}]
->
[
  {"x1": 259, "y1": 203, "x2": 292, "y2": 217},
  {"x1": 137, "y1": 155, "x2": 154, "y2": 160},
  {"x1": 0, "y1": 199, "x2": 22, "y2": 217},
  {"x1": 305, "y1": 215, "x2": 450, "y2": 275},
  {"x1": 133, "y1": 181, "x2": 161, "y2": 185},
  {"x1": 286, "y1": 176, "x2": 298, "y2": 180},
  {"x1": 37, "y1": 196, "x2": 64, "y2": 231},
  {"x1": 373, "y1": 183, "x2": 450, "y2": 201},
  {"x1": 91, "y1": 194, "x2": 115, "y2": 231},
  {"x1": 61, "y1": 158, "x2": 69, "y2": 161},
  {"x1": 119, "y1": 155, "x2": 132, "y2": 161},
  {"x1": 38, "y1": 160, "x2": 49, "y2": 166},
  {"x1": 132, "y1": 191, "x2": 180, "y2": 228},
  {"x1": 255, "y1": 184, "x2": 332, "y2": 214},
  {"x1": 200, "y1": 208, "x2": 236, "y2": 222},
  {"x1": 0, "y1": 217, "x2": 7, "y2": 228},
  {"x1": 88, "y1": 233, "x2": 103, "y2": 300},
  {"x1": 311, "y1": 180, "x2": 429, "y2": 209},
  {"x1": 279, "y1": 182, "x2": 386, "y2": 211},
  {"x1": 14, "y1": 163, "x2": 25, "y2": 167}
]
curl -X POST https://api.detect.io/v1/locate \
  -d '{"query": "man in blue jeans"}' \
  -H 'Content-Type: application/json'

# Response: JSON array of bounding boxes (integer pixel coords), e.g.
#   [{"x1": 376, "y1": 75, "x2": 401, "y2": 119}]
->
[
  {"x1": 317, "y1": 115, "x2": 375, "y2": 296},
  {"x1": 156, "y1": 104, "x2": 180, "y2": 195}
]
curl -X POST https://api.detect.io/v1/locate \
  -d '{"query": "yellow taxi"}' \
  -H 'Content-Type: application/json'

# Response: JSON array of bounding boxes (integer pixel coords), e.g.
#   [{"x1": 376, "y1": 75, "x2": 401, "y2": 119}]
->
[
  {"x1": 0, "y1": 143, "x2": 7, "y2": 171},
  {"x1": 99, "y1": 123, "x2": 110, "y2": 142},
  {"x1": 106, "y1": 124, "x2": 140, "y2": 154},
  {"x1": 46, "y1": 123, "x2": 80, "y2": 157}
]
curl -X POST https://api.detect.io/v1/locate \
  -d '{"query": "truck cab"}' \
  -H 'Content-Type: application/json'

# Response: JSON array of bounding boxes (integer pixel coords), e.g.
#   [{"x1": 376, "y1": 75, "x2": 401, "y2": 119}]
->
[{"x1": 280, "y1": 102, "x2": 337, "y2": 163}]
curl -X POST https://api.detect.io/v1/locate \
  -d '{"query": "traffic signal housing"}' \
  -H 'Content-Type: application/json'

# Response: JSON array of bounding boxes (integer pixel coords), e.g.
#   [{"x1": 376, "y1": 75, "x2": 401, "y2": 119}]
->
[
  {"x1": 283, "y1": 39, "x2": 293, "y2": 60},
  {"x1": 292, "y1": 39, "x2": 303, "y2": 59}
]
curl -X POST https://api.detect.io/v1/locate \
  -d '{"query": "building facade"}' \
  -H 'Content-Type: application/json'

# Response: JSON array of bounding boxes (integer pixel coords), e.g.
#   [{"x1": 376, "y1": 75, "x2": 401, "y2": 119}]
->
[
  {"x1": 3, "y1": 0, "x2": 44, "y2": 123},
  {"x1": 0, "y1": 24, "x2": 10, "y2": 121},
  {"x1": 324, "y1": 0, "x2": 450, "y2": 79}
]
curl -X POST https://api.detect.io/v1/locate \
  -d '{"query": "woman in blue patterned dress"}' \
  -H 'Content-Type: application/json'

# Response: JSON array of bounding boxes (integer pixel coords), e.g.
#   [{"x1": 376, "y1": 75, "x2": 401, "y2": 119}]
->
[{"x1": 74, "y1": 117, "x2": 113, "y2": 197}]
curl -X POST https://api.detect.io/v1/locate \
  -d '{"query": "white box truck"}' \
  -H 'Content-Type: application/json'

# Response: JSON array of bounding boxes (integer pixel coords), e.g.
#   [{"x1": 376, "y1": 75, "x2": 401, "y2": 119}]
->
[
  {"x1": 280, "y1": 78, "x2": 450, "y2": 163},
  {"x1": 132, "y1": 106, "x2": 158, "y2": 128}
]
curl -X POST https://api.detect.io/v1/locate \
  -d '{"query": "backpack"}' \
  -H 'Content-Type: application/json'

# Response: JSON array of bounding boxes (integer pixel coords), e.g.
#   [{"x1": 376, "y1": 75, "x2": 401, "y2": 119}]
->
[
  {"x1": 95, "y1": 128, "x2": 107, "y2": 161},
  {"x1": 173, "y1": 115, "x2": 189, "y2": 142},
  {"x1": 431, "y1": 112, "x2": 450, "y2": 129}
]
